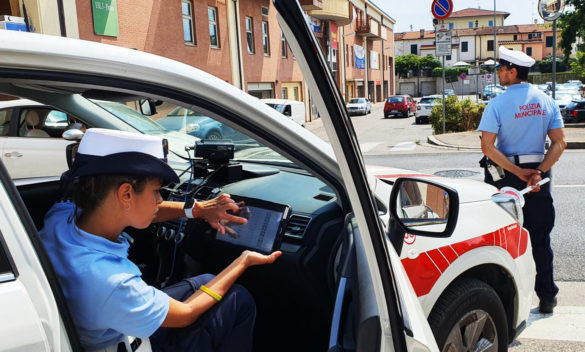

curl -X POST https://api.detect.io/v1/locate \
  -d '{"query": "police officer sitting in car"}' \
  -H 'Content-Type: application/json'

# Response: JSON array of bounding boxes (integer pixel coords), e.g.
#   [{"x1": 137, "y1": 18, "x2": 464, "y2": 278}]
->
[
  {"x1": 39, "y1": 128, "x2": 281, "y2": 351},
  {"x1": 478, "y1": 46, "x2": 567, "y2": 314}
]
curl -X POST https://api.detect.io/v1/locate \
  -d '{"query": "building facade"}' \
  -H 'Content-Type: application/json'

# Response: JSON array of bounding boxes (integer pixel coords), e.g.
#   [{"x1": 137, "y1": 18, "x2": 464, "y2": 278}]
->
[{"x1": 2, "y1": 0, "x2": 396, "y2": 122}]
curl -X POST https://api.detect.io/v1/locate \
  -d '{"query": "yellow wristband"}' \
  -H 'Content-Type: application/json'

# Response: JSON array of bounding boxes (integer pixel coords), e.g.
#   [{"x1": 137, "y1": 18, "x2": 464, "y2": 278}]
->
[{"x1": 200, "y1": 285, "x2": 222, "y2": 302}]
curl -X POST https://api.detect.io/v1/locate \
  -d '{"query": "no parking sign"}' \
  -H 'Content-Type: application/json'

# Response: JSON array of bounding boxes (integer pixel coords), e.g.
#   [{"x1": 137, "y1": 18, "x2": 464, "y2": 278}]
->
[{"x1": 431, "y1": 0, "x2": 453, "y2": 20}]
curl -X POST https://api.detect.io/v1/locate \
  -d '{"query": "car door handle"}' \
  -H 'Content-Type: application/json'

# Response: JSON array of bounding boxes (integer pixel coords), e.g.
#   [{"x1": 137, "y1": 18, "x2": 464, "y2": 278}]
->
[{"x1": 4, "y1": 151, "x2": 23, "y2": 158}]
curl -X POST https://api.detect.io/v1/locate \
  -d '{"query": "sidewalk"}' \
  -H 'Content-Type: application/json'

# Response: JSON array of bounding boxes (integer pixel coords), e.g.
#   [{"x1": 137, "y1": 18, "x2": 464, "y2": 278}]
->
[{"x1": 428, "y1": 123, "x2": 585, "y2": 150}]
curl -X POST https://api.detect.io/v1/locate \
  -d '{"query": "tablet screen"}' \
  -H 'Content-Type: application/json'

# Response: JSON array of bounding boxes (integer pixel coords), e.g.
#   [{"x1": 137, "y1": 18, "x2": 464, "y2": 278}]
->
[{"x1": 215, "y1": 198, "x2": 289, "y2": 253}]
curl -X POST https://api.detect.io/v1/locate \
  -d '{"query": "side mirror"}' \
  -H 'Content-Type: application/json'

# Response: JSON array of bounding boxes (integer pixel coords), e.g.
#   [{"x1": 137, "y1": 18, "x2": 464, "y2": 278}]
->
[
  {"x1": 389, "y1": 178, "x2": 459, "y2": 238},
  {"x1": 139, "y1": 99, "x2": 157, "y2": 116},
  {"x1": 62, "y1": 128, "x2": 84, "y2": 141}
]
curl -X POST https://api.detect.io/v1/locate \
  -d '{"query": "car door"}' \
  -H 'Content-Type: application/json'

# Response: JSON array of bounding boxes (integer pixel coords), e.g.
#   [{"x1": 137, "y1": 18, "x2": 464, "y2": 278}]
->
[
  {"x1": 3, "y1": 106, "x2": 73, "y2": 179},
  {"x1": 274, "y1": 1, "x2": 438, "y2": 350}
]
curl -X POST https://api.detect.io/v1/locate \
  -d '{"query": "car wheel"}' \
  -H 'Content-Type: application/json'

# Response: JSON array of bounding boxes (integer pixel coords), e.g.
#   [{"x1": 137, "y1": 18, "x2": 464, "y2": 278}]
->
[
  {"x1": 415, "y1": 118, "x2": 420, "y2": 125},
  {"x1": 429, "y1": 278, "x2": 508, "y2": 352},
  {"x1": 403, "y1": 110, "x2": 408, "y2": 118},
  {"x1": 205, "y1": 131, "x2": 222, "y2": 140}
]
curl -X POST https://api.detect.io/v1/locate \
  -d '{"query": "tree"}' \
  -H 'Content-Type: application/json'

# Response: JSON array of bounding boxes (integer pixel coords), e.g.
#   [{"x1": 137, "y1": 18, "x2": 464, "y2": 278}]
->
[
  {"x1": 395, "y1": 54, "x2": 421, "y2": 78},
  {"x1": 558, "y1": 0, "x2": 585, "y2": 58},
  {"x1": 535, "y1": 55, "x2": 573, "y2": 73},
  {"x1": 419, "y1": 55, "x2": 442, "y2": 70},
  {"x1": 570, "y1": 51, "x2": 585, "y2": 78}
]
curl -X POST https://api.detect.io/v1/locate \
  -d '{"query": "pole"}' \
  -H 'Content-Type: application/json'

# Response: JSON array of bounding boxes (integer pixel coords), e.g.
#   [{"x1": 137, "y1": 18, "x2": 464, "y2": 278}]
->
[
  {"x1": 552, "y1": 19, "x2": 557, "y2": 99},
  {"x1": 442, "y1": 56, "x2": 446, "y2": 134},
  {"x1": 493, "y1": 0, "x2": 497, "y2": 90}
]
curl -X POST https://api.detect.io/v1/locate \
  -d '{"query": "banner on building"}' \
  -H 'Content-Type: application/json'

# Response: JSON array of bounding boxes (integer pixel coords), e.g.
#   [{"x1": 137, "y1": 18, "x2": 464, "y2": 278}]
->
[
  {"x1": 354, "y1": 45, "x2": 365, "y2": 69},
  {"x1": 331, "y1": 22, "x2": 338, "y2": 50},
  {"x1": 309, "y1": 16, "x2": 321, "y2": 34},
  {"x1": 370, "y1": 50, "x2": 379, "y2": 70},
  {"x1": 92, "y1": 0, "x2": 118, "y2": 37}
]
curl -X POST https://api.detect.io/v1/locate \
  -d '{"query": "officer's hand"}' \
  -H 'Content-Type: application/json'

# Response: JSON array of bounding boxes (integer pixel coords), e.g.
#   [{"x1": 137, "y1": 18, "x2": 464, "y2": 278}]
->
[
  {"x1": 527, "y1": 173, "x2": 542, "y2": 193},
  {"x1": 197, "y1": 194, "x2": 248, "y2": 234},
  {"x1": 240, "y1": 250, "x2": 282, "y2": 267},
  {"x1": 516, "y1": 168, "x2": 540, "y2": 182}
]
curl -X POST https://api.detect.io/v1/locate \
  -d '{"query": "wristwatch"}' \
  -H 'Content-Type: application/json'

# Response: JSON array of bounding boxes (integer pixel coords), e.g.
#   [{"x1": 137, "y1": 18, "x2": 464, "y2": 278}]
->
[{"x1": 184, "y1": 198, "x2": 196, "y2": 219}]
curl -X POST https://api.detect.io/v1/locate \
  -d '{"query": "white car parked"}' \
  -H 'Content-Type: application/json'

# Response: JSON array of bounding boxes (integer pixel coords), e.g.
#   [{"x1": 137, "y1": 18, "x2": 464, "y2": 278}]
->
[
  {"x1": 0, "y1": 2, "x2": 535, "y2": 352},
  {"x1": 415, "y1": 95, "x2": 442, "y2": 124},
  {"x1": 346, "y1": 97, "x2": 371, "y2": 115}
]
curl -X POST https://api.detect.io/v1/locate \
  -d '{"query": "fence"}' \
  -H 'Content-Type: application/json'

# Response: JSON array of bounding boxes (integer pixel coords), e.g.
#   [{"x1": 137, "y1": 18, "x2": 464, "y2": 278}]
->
[{"x1": 528, "y1": 72, "x2": 583, "y2": 85}]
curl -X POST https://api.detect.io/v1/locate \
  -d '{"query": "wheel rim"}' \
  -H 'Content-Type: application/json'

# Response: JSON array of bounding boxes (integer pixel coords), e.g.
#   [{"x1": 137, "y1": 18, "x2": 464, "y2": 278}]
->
[{"x1": 442, "y1": 309, "x2": 498, "y2": 352}]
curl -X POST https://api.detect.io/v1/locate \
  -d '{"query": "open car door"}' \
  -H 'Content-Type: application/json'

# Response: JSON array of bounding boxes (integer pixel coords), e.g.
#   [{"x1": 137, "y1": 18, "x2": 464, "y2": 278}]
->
[{"x1": 274, "y1": 1, "x2": 439, "y2": 351}]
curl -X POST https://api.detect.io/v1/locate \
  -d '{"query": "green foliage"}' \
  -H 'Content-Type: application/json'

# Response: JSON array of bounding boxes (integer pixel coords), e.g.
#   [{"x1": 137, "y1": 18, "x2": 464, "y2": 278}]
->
[
  {"x1": 558, "y1": 1, "x2": 585, "y2": 59},
  {"x1": 536, "y1": 55, "x2": 573, "y2": 73},
  {"x1": 395, "y1": 54, "x2": 442, "y2": 77},
  {"x1": 429, "y1": 97, "x2": 486, "y2": 134},
  {"x1": 570, "y1": 51, "x2": 585, "y2": 79},
  {"x1": 431, "y1": 66, "x2": 470, "y2": 78}
]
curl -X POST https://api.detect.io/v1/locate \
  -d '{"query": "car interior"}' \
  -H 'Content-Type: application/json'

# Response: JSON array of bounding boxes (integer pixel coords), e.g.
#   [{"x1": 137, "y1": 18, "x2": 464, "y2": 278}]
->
[{"x1": 1, "y1": 79, "x2": 392, "y2": 352}]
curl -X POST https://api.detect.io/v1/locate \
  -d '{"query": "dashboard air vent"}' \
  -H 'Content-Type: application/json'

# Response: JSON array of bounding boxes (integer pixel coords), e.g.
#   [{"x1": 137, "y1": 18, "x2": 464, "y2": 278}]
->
[{"x1": 284, "y1": 215, "x2": 311, "y2": 240}]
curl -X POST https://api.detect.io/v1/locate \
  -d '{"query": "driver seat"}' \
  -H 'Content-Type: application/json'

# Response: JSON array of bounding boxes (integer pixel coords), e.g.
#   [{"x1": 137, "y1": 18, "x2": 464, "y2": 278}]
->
[{"x1": 24, "y1": 110, "x2": 50, "y2": 137}]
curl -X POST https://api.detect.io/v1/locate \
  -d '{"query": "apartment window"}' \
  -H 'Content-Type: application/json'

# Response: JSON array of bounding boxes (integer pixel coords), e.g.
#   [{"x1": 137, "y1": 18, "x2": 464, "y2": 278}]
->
[
  {"x1": 245, "y1": 17, "x2": 254, "y2": 54},
  {"x1": 293, "y1": 87, "x2": 299, "y2": 101},
  {"x1": 208, "y1": 7, "x2": 219, "y2": 48},
  {"x1": 262, "y1": 21, "x2": 270, "y2": 55},
  {"x1": 282, "y1": 87, "x2": 287, "y2": 99},
  {"x1": 449, "y1": 23, "x2": 454, "y2": 30},
  {"x1": 410, "y1": 44, "x2": 417, "y2": 55},
  {"x1": 281, "y1": 31, "x2": 287, "y2": 58},
  {"x1": 461, "y1": 41, "x2": 468, "y2": 52},
  {"x1": 487, "y1": 40, "x2": 494, "y2": 51},
  {"x1": 468, "y1": 21, "x2": 473, "y2": 28},
  {"x1": 513, "y1": 34, "x2": 518, "y2": 40},
  {"x1": 489, "y1": 20, "x2": 493, "y2": 27},
  {"x1": 182, "y1": 1, "x2": 195, "y2": 45},
  {"x1": 546, "y1": 36, "x2": 554, "y2": 47},
  {"x1": 346, "y1": 44, "x2": 349, "y2": 66},
  {"x1": 526, "y1": 47, "x2": 533, "y2": 56},
  {"x1": 261, "y1": 6, "x2": 269, "y2": 17},
  {"x1": 446, "y1": 55, "x2": 452, "y2": 61}
]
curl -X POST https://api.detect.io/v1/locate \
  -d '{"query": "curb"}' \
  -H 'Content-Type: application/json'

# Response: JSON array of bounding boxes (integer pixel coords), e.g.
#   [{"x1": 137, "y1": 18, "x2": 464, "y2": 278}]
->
[{"x1": 428, "y1": 135, "x2": 585, "y2": 150}]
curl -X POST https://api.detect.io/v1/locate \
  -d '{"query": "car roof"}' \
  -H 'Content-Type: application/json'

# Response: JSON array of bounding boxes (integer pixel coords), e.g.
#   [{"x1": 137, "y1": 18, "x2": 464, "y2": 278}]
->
[{"x1": 0, "y1": 98, "x2": 43, "y2": 109}]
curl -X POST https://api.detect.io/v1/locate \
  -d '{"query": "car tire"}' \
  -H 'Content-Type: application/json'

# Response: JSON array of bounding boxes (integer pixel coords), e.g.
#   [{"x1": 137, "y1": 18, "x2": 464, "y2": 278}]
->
[
  {"x1": 205, "y1": 131, "x2": 222, "y2": 140},
  {"x1": 403, "y1": 110, "x2": 408, "y2": 118},
  {"x1": 428, "y1": 278, "x2": 508, "y2": 352}
]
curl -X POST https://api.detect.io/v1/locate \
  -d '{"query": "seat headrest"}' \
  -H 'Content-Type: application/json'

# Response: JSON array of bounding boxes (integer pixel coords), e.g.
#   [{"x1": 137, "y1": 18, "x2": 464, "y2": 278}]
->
[{"x1": 25, "y1": 110, "x2": 41, "y2": 127}]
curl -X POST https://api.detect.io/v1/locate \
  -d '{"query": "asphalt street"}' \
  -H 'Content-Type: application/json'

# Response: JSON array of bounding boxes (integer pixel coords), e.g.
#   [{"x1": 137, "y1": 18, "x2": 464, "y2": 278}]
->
[{"x1": 306, "y1": 101, "x2": 585, "y2": 350}]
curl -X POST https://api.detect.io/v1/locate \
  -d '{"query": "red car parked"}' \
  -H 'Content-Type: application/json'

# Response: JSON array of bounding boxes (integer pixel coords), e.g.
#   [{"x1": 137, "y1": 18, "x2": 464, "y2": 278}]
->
[{"x1": 384, "y1": 95, "x2": 417, "y2": 118}]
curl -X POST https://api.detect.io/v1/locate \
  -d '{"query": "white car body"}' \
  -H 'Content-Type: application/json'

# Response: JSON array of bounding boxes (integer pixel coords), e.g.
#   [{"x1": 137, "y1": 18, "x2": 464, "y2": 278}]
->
[
  {"x1": 346, "y1": 98, "x2": 371, "y2": 115},
  {"x1": 0, "y1": 99, "x2": 197, "y2": 180},
  {"x1": 0, "y1": 5, "x2": 535, "y2": 351},
  {"x1": 261, "y1": 98, "x2": 306, "y2": 127},
  {"x1": 415, "y1": 95, "x2": 441, "y2": 124}
]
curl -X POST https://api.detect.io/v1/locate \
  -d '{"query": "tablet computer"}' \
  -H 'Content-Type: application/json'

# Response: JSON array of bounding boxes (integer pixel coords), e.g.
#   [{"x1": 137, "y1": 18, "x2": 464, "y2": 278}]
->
[{"x1": 215, "y1": 195, "x2": 291, "y2": 254}]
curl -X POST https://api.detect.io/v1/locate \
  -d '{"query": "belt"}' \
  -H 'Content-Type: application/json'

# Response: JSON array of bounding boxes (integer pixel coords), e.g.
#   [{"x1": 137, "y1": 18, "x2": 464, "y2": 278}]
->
[
  {"x1": 117, "y1": 337, "x2": 141, "y2": 352},
  {"x1": 507, "y1": 155, "x2": 544, "y2": 164}
]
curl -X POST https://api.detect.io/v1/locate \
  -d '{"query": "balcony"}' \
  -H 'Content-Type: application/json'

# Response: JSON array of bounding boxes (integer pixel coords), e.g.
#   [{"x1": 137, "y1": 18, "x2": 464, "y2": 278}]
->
[
  {"x1": 299, "y1": 0, "x2": 323, "y2": 11},
  {"x1": 356, "y1": 16, "x2": 382, "y2": 40},
  {"x1": 307, "y1": 0, "x2": 351, "y2": 26}
]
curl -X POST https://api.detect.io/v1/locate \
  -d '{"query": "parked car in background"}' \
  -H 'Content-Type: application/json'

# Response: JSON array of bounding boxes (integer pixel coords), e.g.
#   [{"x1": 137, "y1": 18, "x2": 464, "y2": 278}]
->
[
  {"x1": 554, "y1": 92, "x2": 583, "y2": 110},
  {"x1": 442, "y1": 89, "x2": 455, "y2": 97},
  {"x1": 261, "y1": 98, "x2": 306, "y2": 127},
  {"x1": 157, "y1": 107, "x2": 252, "y2": 143},
  {"x1": 415, "y1": 95, "x2": 441, "y2": 124},
  {"x1": 481, "y1": 85, "x2": 506, "y2": 100},
  {"x1": 384, "y1": 95, "x2": 417, "y2": 118},
  {"x1": 562, "y1": 99, "x2": 585, "y2": 123},
  {"x1": 345, "y1": 97, "x2": 371, "y2": 115},
  {"x1": 0, "y1": 98, "x2": 196, "y2": 179}
]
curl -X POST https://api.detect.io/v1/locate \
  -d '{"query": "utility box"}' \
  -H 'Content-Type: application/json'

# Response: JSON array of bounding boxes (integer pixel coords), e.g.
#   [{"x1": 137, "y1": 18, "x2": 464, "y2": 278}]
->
[{"x1": 0, "y1": 16, "x2": 28, "y2": 32}]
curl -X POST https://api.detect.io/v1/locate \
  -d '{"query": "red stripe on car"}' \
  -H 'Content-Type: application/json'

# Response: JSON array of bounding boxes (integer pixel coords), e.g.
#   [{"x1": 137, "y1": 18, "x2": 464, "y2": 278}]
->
[{"x1": 402, "y1": 224, "x2": 528, "y2": 296}]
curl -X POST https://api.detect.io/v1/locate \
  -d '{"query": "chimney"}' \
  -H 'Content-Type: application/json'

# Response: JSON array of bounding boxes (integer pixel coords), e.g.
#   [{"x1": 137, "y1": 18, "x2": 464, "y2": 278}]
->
[
  {"x1": 534, "y1": 19, "x2": 537, "y2": 24},
  {"x1": 420, "y1": 29, "x2": 425, "y2": 38}
]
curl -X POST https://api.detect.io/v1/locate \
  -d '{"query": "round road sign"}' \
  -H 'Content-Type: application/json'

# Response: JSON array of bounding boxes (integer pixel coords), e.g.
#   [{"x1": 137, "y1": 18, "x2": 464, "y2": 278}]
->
[{"x1": 432, "y1": 0, "x2": 453, "y2": 20}]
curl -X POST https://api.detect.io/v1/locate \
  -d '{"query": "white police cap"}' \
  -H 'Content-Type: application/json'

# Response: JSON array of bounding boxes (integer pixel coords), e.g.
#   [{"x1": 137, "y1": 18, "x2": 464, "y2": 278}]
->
[
  {"x1": 65, "y1": 128, "x2": 179, "y2": 183},
  {"x1": 498, "y1": 46, "x2": 535, "y2": 68}
]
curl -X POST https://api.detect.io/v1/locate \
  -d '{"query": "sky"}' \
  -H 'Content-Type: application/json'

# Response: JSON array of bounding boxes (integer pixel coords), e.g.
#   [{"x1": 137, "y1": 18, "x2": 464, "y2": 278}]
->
[{"x1": 376, "y1": 0, "x2": 565, "y2": 33}]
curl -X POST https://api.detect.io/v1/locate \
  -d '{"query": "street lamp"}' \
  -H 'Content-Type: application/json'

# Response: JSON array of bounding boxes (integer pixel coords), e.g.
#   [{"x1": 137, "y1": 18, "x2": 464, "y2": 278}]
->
[{"x1": 538, "y1": 0, "x2": 565, "y2": 99}]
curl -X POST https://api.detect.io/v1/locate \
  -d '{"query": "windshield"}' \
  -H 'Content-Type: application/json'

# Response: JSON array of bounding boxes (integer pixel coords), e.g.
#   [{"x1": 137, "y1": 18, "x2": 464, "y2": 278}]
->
[
  {"x1": 387, "y1": 97, "x2": 404, "y2": 103},
  {"x1": 349, "y1": 98, "x2": 365, "y2": 104},
  {"x1": 420, "y1": 98, "x2": 438, "y2": 104},
  {"x1": 265, "y1": 103, "x2": 286, "y2": 113},
  {"x1": 92, "y1": 100, "x2": 167, "y2": 134}
]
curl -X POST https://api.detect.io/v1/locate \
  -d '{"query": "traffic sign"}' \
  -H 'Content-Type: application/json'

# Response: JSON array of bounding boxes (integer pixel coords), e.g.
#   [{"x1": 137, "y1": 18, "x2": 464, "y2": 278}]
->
[
  {"x1": 435, "y1": 27, "x2": 452, "y2": 56},
  {"x1": 431, "y1": 0, "x2": 453, "y2": 20},
  {"x1": 459, "y1": 73, "x2": 467, "y2": 80}
]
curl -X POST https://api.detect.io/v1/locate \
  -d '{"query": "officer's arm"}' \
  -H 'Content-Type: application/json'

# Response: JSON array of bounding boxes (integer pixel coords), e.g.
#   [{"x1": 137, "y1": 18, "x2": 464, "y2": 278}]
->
[
  {"x1": 480, "y1": 131, "x2": 536, "y2": 181},
  {"x1": 538, "y1": 128, "x2": 567, "y2": 173},
  {"x1": 161, "y1": 250, "x2": 281, "y2": 328}
]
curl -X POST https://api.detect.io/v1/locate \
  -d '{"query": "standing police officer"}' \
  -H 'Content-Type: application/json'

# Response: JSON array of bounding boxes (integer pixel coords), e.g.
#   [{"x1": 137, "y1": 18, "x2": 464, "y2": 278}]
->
[{"x1": 478, "y1": 46, "x2": 566, "y2": 314}]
